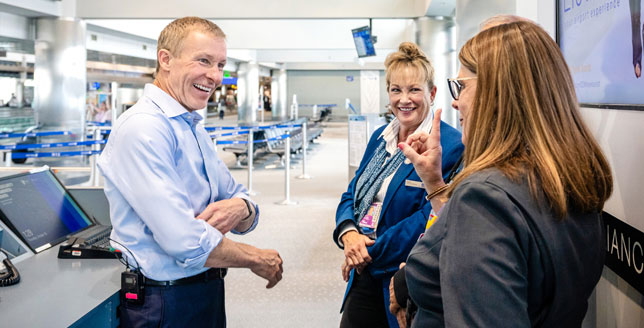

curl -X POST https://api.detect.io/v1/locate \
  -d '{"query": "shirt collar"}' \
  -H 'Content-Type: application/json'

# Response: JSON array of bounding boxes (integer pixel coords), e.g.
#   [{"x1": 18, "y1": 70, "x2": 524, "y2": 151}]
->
[
  {"x1": 380, "y1": 111, "x2": 434, "y2": 155},
  {"x1": 143, "y1": 83, "x2": 203, "y2": 127}
]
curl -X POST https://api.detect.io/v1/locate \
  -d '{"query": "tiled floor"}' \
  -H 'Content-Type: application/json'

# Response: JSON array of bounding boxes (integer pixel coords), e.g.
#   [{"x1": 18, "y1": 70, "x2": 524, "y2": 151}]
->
[{"x1": 218, "y1": 121, "x2": 349, "y2": 327}]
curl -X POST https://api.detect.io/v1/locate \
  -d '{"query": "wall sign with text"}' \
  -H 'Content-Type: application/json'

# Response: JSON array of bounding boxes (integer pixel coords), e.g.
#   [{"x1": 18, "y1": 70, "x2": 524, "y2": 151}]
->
[{"x1": 604, "y1": 211, "x2": 644, "y2": 295}]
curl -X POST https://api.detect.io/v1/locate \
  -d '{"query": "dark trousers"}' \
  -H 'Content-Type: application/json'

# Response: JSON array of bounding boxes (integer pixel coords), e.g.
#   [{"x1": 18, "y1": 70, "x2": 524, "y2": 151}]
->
[
  {"x1": 340, "y1": 272, "x2": 389, "y2": 328},
  {"x1": 120, "y1": 278, "x2": 225, "y2": 328}
]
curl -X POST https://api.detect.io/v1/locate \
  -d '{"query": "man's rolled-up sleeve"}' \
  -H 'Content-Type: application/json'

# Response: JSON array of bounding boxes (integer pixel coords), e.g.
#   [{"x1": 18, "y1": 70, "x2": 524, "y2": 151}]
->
[
  {"x1": 231, "y1": 195, "x2": 259, "y2": 234},
  {"x1": 203, "y1": 132, "x2": 260, "y2": 235}
]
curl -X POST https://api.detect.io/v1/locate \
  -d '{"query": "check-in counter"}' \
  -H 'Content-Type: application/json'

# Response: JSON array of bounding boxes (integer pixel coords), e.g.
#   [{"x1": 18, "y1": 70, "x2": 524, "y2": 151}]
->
[
  {"x1": 0, "y1": 186, "x2": 121, "y2": 327},
  {"x1": 0, "y1": 245, "x2": 122, "y2": 327}
]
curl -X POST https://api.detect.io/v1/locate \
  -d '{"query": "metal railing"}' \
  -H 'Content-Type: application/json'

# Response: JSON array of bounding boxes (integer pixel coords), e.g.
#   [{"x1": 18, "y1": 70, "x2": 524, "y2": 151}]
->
[{"x1": 0, "y1": 122, "x2": 314, "y2": 203}]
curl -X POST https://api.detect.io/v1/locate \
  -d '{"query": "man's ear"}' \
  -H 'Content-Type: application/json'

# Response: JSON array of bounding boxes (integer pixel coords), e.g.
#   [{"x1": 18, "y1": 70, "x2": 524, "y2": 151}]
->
[{"x1": 157, "y1": 49, "x2": 173, "y2": 72}]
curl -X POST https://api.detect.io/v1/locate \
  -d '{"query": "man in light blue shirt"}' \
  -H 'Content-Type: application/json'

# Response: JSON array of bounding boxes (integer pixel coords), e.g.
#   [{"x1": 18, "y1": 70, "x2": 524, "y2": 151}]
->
[{"x1": 98, "y1": 17, "x2": 283, "y2": 327}]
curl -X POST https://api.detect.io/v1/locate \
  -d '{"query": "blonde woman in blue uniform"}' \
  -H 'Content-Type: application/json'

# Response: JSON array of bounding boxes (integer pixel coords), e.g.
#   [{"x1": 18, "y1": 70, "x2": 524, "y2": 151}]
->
[{"x1": 333, "y1": 42, "x2": 464, "y2": 328}]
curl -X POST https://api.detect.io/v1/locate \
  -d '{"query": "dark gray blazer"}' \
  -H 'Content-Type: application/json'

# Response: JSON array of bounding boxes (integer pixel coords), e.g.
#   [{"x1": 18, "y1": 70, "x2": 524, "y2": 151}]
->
[{"x1": 405, "y1": 168, "x2": 604, "y2": 327}]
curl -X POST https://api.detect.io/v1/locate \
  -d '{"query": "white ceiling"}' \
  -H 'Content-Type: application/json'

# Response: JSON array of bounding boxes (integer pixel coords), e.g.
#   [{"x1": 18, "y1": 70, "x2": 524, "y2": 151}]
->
[
  {"x1": 0, "y1": 0, "x2": 457, "y2": 70},
  {"x1": 86, "y1": 18, "x2": 417, "y2": 69},
  {"x1": 76, "y1": 0, "x2": 434, "y2": 19}
]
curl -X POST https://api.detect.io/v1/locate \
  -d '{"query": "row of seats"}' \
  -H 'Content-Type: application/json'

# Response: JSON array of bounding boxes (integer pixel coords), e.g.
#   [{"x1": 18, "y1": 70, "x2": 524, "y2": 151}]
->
[{"x1": 222, "y1": 121, "x2": 323, "y2": 167}]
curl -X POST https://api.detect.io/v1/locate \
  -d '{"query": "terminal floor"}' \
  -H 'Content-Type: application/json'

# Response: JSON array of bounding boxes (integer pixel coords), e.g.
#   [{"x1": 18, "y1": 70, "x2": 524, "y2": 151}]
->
[
  {"x1": 0, "y1": 114, "x2": 351, "y2": 327},
  {"x1": 216, "y1": 120, "x2": 348, "y2": 327}
]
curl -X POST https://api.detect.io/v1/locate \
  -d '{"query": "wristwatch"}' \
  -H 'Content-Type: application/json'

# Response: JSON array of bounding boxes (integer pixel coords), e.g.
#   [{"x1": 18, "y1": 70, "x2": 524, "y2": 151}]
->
[{"x1": 241, "y1": 198, "x2": 253, "y2": 220}]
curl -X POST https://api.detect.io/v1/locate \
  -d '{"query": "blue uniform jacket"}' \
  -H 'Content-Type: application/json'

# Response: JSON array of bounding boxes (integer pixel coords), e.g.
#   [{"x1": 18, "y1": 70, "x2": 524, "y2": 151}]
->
[{"x1": 333, "y1": 121, "x2": 464, "y2": 327}]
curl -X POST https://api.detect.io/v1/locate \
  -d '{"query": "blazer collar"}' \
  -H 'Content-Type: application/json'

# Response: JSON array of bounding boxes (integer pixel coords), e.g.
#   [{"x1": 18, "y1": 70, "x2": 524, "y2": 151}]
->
[{"x1": 380, "y1": 161, "x2": 415, "y2": 216}]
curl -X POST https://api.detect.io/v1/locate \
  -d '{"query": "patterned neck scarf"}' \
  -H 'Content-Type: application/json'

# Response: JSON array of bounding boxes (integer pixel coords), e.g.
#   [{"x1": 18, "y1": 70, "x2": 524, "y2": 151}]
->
[{"x1": 353, "y1": 138, "x2": 405, "y2": 221}]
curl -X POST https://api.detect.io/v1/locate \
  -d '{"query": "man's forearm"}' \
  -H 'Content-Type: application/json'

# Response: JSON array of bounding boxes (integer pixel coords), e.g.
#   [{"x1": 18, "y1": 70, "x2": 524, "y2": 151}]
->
[
  {"x1": 205, "y1": 236, "x2": 284, "y2": 288},
  {"x1": 205, "y1": 237, "x2": 259, "y2": 268}
]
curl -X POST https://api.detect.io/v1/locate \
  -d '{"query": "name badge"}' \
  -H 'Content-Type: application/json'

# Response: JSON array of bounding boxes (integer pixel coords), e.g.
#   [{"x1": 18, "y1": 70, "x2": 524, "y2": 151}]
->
[
  {"x1": 359, "y1": 202, "x2": 383, "y2": 239},
  {"x1": 405, "y1": 179, "x2": 424, "y2": 189}
]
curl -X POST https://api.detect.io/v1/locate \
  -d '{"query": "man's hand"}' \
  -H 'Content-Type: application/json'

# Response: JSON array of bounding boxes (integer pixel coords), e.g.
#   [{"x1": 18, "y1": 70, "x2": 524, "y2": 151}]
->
[
  {"x1": 196, "y1": 198, "x2": 249, "y2": 234},
  {"x1": 389, "y1": 275, "x2": 401, "y2": 314},
  {"x1": 249, "y1": 248, "x2": 284, "y2": 288},
  {"x1": 341, "y1": 230, "x2": 375, "y2": 278},
  {"x1": 395, "y1": 308, "x2": 407, "y2": 328},
  {"x1": 205, "y1": 238, "x2": 282, "y2": 288},
  {"x1": 390, "y1": 262, "x2": 407, "y2": 328}
]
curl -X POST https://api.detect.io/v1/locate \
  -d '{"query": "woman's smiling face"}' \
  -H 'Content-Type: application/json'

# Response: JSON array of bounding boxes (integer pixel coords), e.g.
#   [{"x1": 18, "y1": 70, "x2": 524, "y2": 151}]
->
[{"x1": 388, "y1": 67, "x2": 435, "y2": 131}]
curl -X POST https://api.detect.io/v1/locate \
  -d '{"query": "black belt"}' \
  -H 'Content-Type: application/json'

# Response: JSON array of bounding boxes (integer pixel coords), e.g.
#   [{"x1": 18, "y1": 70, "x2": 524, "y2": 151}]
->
[{"x1": 144, "y1": 268, "x2": 227, "y2": 287}]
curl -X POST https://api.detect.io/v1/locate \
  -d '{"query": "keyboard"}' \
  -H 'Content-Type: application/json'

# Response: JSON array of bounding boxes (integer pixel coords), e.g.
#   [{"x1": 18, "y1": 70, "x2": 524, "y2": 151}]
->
[
  {"x1": 57, "y1": 227, "x2": 121, "y2": 259},
  {"x1": 84, "y1": 228, "x2": 112, "y2": 248}
]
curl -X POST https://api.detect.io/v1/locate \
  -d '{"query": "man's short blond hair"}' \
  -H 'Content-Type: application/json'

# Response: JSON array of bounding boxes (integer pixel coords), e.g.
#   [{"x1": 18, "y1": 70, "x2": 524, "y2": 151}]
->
[{"x1": 156, "y1": 17, "x2": 226, "y2": 73}]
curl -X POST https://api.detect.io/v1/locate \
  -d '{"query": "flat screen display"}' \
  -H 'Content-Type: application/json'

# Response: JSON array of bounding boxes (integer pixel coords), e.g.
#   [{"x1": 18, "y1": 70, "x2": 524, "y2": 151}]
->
[
  {"x1": 352, "y1": 26, "x2": 376, "y2": 58},
  {"x1": 558, "y1": 0, "x2": 644, "y2": 106},
  {"x1": 0, "y1": 170, "x2": 92, "y2": 252}
]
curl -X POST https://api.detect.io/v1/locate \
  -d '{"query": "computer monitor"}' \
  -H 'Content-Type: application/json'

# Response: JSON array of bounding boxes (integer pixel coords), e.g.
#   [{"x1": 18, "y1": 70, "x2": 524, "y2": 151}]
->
[
  {"x1": 67, "y1": 187, "x2": 111, "y2": 226},
  {"x1": 0, "y1": 168, "x2": 94, "y2": 253},
  {"x1": 352, "y1": 26, "x2": 376, "y2": 58}
]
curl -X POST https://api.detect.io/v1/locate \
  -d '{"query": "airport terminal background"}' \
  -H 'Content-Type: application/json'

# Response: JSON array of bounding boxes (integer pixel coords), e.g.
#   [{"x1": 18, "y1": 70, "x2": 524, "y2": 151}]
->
[{"x1": 0, "y1": 1, "x2": 643, "y2": 327}]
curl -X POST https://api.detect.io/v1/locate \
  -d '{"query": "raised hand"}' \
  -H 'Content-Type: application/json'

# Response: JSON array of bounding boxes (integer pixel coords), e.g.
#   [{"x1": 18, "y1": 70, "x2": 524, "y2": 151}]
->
[{"x1": 398, "y1": 108, "x2": 446, "y2": 193}]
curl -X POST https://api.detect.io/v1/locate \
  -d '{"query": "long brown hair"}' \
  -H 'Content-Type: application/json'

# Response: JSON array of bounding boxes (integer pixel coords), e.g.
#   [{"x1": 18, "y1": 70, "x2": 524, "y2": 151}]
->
[{"x1": 451, "y1": 21, "x2": 612, "y2": 217}]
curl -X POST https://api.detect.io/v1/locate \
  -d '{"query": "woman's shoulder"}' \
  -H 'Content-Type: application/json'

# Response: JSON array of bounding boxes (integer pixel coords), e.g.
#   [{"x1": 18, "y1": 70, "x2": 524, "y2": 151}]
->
[
  {"x1": 444, "y1": 169, "x2": 535, "y2": 240},
  {"x1": 439, "y1": 121, "x2": 462, "y2": 139},
  {"x1": 372, "y1": 123, "x2": 388, "y2": 137},
  {"x1": 364, "y1": 124, "x2": 388, "y2": 148},
  {"x1": 438, "y1": 121, "x2": 464, "y2": 155},
  {"x1": 458, "y1": 168, "x2": 511, "y2": 188},
  {"x1": 450, "y1": 168, "x2": 533, "y2": 211}
]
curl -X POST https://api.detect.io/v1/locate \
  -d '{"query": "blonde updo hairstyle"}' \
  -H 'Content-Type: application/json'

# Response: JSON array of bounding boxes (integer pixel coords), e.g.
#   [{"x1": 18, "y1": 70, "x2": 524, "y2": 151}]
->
[{"x1": 385, "y1": 42, "x2": 435, "y2": 91}]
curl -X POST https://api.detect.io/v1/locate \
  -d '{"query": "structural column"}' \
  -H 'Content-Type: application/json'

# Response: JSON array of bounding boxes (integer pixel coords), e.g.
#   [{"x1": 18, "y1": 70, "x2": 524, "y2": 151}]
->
[
  {"x1": 237, "y1": 62, "x2": 259, "y2": 124},
  {"x1": 34, "y1": 18, "x2": 86, "y2": 134},
  {"x1": 271, "y1": 68, "x2": 287, "y2": 121},
  {"x1": 415, "y1": 16, "x2": 458, "y2": 129},
  {"x1": 360, "y1": 70, "x2": 380, "y2": 114}
]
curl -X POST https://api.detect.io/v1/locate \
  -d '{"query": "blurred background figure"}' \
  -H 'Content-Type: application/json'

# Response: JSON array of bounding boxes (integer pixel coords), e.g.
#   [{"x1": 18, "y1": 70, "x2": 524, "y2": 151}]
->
[
  {"x1": 263, "y1": 90, "x2": 271, "y2": 111},
  {"x1": 93, "y1": 101, "x2": 112, "y2": 123},
  {"x1": 7, "y1": 93, "x2": 19, "y2": 107},
  {"x1": 225, "y1": 89, "x2": 237, "y2": 112}
]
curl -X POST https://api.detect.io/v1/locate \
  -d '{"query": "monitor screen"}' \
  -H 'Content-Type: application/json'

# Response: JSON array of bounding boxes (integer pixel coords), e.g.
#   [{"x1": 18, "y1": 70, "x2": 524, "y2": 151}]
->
[
  {"x1": 68, "y1": 187, "x2": 111, "y2": 226},
  {"x1": 352, "y1": 26, "x2": 376, "y2": 58},
  {"x1": 0, "y1": 170, "x2": 93, "y2": 252},
  {"x1": 557, "y1": 0, "x2": 644, "y2": 107}
]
